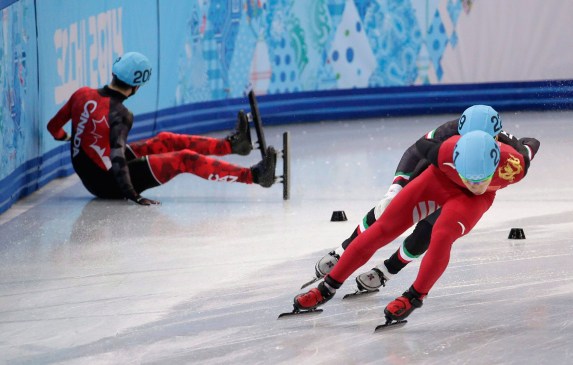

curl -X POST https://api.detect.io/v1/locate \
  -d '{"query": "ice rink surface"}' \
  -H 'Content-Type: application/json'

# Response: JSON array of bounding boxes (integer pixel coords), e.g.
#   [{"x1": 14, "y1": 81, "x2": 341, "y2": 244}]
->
[{"x1": 1, "y1": 111, "x2": 572, "y2": 365}]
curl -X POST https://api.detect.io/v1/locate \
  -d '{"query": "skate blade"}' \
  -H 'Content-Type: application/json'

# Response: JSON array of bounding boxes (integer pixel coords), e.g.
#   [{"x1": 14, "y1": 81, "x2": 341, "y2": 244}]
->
[
  {"x1": 278, "y1": 308, "x2": 323, "y2": 319},
  {"x1": 342, "y1": 288, "x2": 379, "y2": 300},
  {"x1": 300, "y1": 277, "x2": 321, "y2": 289},
  {"x1": 374, "y1": 319, "x2": 407, "y2": 333}
]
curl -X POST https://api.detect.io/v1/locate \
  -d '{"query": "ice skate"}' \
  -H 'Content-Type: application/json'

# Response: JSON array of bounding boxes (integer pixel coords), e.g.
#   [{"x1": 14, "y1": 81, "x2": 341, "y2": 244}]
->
[
  {"x1": 385, "y1": 287, "x2": 423, "y2": 319},
  {"x1": 374, "y1": 287, "x2": 423, "y2": 332},
  {"x1": 294, "y1": 281, "x2": 335, "y2": 310},
  {"x1": 251, "y1": 146, "x2": 276, "y2": 188},
  {"x1": 300, "y1": 250, "x2": 340, "y2": 289},
  {"x1": 279, "y1": 282, "x2": 336, "y2": 318},
  {"x1": 227, "y1": 110, "x2": 253, "y2": 156},
  {"x1": 343, "y1": 265, "x2": 392, "y2": 299},
  {"x1": 356, "y1": 267, "x2": 390, "y2": 291},
  {"x1": 315, "y1": 250, "x2": 340, "y2": 278}
]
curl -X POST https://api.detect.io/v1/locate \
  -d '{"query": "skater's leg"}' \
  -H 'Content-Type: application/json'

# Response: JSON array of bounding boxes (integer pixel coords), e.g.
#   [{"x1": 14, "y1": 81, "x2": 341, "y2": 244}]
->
[
  {"x1": 147, "y1": 150, "x2": 252, "y2": 184},
  {"x1": 327, "y1": 210, "x2": 412, "y2": 287},
  {"x1": 312, "y1": 206, "x2": 375, "y2": 278},
  {"x1": 314, "y1": 181, "x2": 404, "y2": 278},
  {"x1": 383, "y1": 195, "x2": 493, "y2": 321},
  {"x1": 354, "y1": 214, "x2": 437, "y2": 291},
  {"x1": 384, "y1": 210, "x2": 439, "y2": 274},
  {"x1": 412, "y1": 192, "x2": 495, "y2": 296},
  {"x1": 341, "y1": 206, "x2": 376, "y2": 249},
  {"x1": 295, "y1": 194, "x2": 420, "y2": 311},
  {"x1": 327, "y1": 178, "x2": 439, "y2": 286},
  {"x1": 129, "y1": 132, "x2": 232, "y2": 157},
  {"x1": 294, "y1": 168, "x2": 451, "y2": 311}
]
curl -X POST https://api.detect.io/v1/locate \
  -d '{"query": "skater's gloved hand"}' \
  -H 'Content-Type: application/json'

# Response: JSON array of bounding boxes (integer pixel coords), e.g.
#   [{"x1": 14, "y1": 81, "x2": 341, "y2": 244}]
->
[
  {"x1": 55, "y1": 132, "x2": 72, "y2": 142},
  {"x1": 519, "y1": 137, "x2": 540, "y2": 160},
  {"x1": 374, "y1": 184, "x2": 402, "y2": 219},
  {"x1": 132, "y1": 195, "x2": 161, "y2": 206}
]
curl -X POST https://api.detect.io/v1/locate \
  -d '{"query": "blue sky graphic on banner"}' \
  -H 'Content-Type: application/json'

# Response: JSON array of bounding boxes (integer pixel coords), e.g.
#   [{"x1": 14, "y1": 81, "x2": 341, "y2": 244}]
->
[{"x1": 0, "y1": 0, "x2": 37, "y2": 179}]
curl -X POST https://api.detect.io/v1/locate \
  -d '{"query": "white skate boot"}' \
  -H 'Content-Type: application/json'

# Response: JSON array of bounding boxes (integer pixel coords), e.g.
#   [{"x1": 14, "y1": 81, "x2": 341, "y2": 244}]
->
[
  {"x1": 314, "y1": 250, "x2": 340, "y2": 277},
  {"x1": 355, "y1": 265, "x2": 393, "y2": 292}
]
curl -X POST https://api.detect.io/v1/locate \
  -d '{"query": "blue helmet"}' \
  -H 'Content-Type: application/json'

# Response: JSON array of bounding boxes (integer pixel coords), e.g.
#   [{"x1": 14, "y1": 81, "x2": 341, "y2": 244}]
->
[
  {"x1": 453, "y1": 130, "x2": 500, "y2": 182},
  {"x1": 458, "y1": 105, "x2": 502, "y2": 137},
  {"x1": 112, "y1": 52, "x2": 152, "y2": 86}
]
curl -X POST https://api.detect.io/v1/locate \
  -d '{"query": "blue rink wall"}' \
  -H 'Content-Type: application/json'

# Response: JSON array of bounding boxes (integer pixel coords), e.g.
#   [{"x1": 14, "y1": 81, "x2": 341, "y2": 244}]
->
[{"x1": 1, "y1": 0, "x2": 572, "y2": 215}]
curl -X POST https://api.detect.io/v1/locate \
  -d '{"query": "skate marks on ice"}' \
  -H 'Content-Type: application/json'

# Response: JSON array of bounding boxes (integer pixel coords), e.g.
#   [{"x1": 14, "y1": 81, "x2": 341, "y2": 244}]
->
[
  {"x1": 9, "y1": 208, "x2": 573, "y2": 365},
  {"x1": 7, "y1": 256, "x2": 394, "y2": 365}
]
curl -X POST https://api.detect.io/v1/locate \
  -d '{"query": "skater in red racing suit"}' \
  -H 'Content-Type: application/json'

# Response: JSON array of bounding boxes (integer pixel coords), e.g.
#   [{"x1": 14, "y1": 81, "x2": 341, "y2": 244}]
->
[
  {"x1": 294, "y1": 130, "x2": 539, "y2": 323},
  {"x1": 310, "y1": 105, "x2": 537, "y2": 294}
]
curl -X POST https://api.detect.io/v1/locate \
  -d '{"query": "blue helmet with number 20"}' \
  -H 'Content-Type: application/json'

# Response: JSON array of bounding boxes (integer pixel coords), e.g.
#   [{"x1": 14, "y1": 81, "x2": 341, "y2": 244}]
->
[
  {"x1": 112, "y1": 52, "x2": 152, "y2": 87},
  {"x1": 457, "y1": 105, "x2": 502, "y2": 137},
  {"x1": 454, "y1": 130, "x2": 500, "y2": 182}
]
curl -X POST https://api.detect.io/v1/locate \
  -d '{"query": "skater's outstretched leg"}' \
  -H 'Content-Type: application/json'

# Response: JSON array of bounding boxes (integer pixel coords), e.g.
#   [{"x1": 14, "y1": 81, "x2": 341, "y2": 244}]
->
[
  {"x1": 311, "y1": 185, "x2": 403, "y2": 280},
  {"x1": 146, "y1": 146, "x2": 276, "y2": 187},
  {"x1": 354, "y1": 217, "x2": 435, "y2": 291},
  {"x1": 130, "y1": 132, "x2": 233, "y2": 156},
  {"x1": 129, "y1": 114, "x2": 252, "y2": 157}
]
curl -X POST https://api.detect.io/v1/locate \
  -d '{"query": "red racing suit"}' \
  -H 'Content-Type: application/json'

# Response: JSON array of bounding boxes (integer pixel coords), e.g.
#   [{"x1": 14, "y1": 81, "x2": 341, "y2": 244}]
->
[
  {"x1": 328, "y1": 135, "x2": 532, "y2": 296},
  {"x1": 47, "y1": 86, "x2": 154, "y2": 200}
]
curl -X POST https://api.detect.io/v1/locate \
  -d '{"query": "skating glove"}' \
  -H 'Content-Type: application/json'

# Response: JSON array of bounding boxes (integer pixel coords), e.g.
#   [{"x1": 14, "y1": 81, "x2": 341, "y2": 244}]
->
[
  {"x1": 131, "y1": 195, "x2": 161, "y2": 206},
  {"x1": 55, "y1": 132, "x2": 72, "y2": 142},
  {"x1": 519, "y1": 137, "x2": 540, "y2": 160},
  {"x1": 374, "y1": 184, "x2": 402, "y2": 219}
]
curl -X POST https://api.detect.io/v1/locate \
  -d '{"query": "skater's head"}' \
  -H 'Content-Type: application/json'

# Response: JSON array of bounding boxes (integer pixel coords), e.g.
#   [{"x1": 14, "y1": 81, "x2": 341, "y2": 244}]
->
[
  {"x1": 458, "y1": 105, "x2": 502, "y2": 138},
  {"x1": 454, "y1": 130, "x2": 500, "y2": 195},
  {"x1": 110, "y1": 52, "x2": 152, "y2": 97}
]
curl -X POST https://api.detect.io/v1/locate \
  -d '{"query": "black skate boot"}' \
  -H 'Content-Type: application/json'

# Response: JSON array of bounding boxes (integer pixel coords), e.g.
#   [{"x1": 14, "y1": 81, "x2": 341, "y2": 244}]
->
[
  {"x1": 251, "y1": 146, "x2": 277, "y2": 188},
  {"x1": 227, "y1": 110, "x2": 253, "y2": 156},
  {"x1": 384, "y1": 286, "x2": 423, "y2": 321},
  {"x1": 294, "y1": 281, "x2": 335, "y2": 311}
]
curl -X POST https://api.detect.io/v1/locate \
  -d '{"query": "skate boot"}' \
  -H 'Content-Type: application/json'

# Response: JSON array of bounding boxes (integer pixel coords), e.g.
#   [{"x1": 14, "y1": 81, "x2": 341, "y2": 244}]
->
[
  {"x1": 251, "y1": 146, "x2": 276, "y2": 188},
  {"x1": 384, "y1": 286, "x2": 423, "y2": 321},
  {"x1": 227, "y1": 110, "x2": 253, "y2": 156},
  {"x1": 355, "y1": 265, "x2": 393, "y2": 292},
  {"x1": 314, "y1": 250, "x2": 340, "y2": 278},
  {"x1": 294, "y1": 281, "x2": 335, "y2": 311}
]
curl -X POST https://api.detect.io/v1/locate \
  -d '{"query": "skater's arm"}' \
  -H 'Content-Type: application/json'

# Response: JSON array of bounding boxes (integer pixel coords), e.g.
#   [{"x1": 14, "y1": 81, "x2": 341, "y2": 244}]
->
[
  {"x1": 47, "y1": 93, "x2": 75, "y2": 141},
  {"x1": 415, "y1": 138, "x2": 441, "y2": 166},
  {"x1": 392, "y1": 120, "x2": 458, "y2": 187},
  {"x1": 497, "y1": 130, "x2": 540, "y2": 172},
  {"x1": 109, "y1": 111, "x2": 140, "y2": 202},
  {"x1": 409, "y1": 159, "x2": 431, "y2": 181},
  {"x1": 519, "y1": 137, "x2": 540, "y2": 161},
  {"x1": 517, "y1": 137, "x2": 541, "y2": 175}
]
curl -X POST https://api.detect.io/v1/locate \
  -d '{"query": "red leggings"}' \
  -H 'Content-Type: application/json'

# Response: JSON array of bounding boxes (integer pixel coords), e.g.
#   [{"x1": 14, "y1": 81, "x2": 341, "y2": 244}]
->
[
  {"x1": 128, "y1": 132, "x2": 253, "y2": 184},
  {"x1": 329, "y1": 166, "x2": 495, "y2": 296}
]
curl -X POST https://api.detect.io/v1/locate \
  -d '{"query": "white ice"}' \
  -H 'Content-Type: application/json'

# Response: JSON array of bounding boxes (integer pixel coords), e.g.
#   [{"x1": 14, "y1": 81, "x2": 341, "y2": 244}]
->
[{"x1": 0, "y1": 111, "x2": 572, "y2": 365}]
